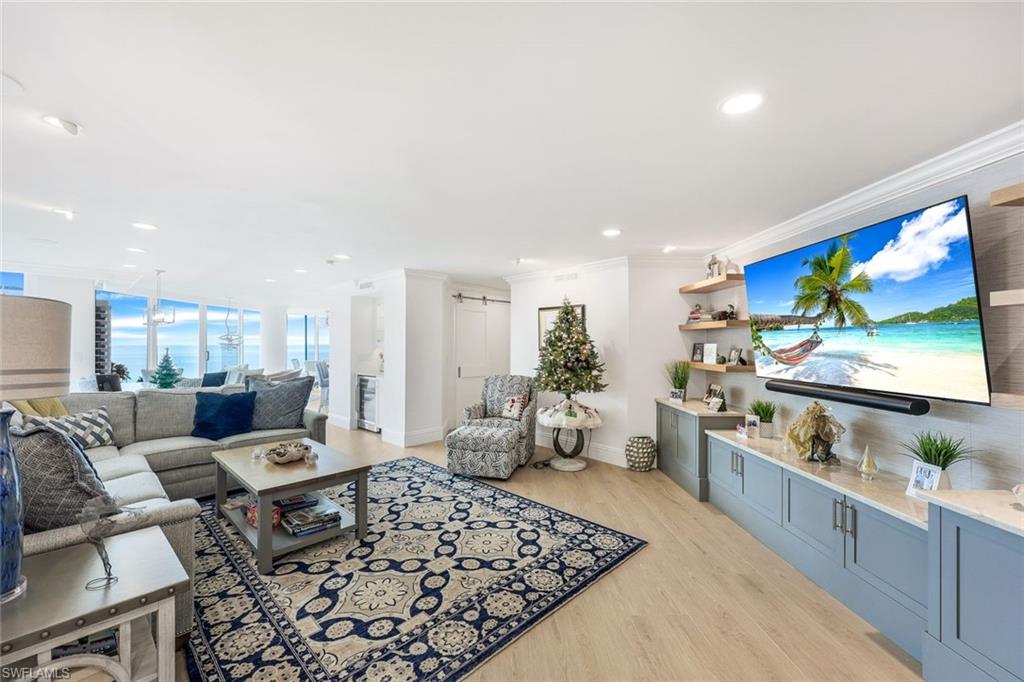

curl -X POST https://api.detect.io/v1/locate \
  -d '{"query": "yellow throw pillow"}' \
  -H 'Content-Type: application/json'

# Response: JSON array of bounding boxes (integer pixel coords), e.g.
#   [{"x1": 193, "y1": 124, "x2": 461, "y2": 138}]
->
[{"x1": 8, "y1": 397, "x2": 67, "y2": 418}]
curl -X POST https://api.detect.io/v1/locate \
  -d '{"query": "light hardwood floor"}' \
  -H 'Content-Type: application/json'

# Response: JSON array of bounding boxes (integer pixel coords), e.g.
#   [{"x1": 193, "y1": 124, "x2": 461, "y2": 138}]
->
[{"x1": 176, "y1": 426, "x2": 923, "y2": 681}]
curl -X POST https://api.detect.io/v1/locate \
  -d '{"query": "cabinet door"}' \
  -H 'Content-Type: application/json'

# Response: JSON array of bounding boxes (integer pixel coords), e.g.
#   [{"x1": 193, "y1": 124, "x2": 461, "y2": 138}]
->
[
  {"x1": 844, "y1": 501, "x2": 927, "y2": 616},
  {"x1": 782, "y1": 473, "x2": 844, "y2": 564},
  {"x1": 707, "y1": 438, "x2": 740, "y2": 495},
  {"x1": 675, "y1": 411, "x2": 698, "y2": 476},
  {"x1": 656, "y1": 405, "x2": 678, "y2": 471},
  {"x1": 738, "y1": 453, "x2": 782, "y2": 524},
  {"x1": 939, "y1": 508, "x2": 1024, "y2": 679}
]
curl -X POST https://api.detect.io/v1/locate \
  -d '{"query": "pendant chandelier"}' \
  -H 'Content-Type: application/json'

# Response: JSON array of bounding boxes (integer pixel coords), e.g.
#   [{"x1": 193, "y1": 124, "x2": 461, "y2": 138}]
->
[
  {"x1": 144, "y1": 269, "x2": 175, "y2": 326},
  {"x1": 218, "y1": 298, "x2": 241, "y2": 348}
]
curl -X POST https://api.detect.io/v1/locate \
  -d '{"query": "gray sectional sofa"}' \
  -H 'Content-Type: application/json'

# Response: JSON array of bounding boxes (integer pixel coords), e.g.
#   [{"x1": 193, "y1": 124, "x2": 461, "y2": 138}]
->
[{"x1": 21, "y1": 386, "x2": 327, "y2": 639}]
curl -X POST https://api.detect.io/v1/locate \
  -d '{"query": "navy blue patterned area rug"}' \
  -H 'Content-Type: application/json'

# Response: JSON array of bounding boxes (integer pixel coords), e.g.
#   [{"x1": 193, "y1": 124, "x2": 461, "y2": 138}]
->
[{"x1": 187, "y1": 456, "x2": 646, "y2": 681}]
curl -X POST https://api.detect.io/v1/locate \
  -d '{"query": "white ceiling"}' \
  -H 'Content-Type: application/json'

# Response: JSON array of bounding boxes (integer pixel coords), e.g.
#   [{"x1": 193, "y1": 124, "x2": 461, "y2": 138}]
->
[{"x1": 2, "y1": 2, "x2": 1021, "y2": 308}]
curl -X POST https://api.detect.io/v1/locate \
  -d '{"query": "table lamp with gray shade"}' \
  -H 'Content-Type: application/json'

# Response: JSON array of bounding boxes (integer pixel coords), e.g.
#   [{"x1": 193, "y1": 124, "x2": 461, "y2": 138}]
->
[{"x1": 0, "y1": 295, "x2": 71, "y2": 603}]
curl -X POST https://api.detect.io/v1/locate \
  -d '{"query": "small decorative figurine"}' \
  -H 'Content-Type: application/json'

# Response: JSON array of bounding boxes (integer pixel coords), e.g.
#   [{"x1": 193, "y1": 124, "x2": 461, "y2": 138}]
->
[
  {"x1": 858, "y1": 445, "x2": 879, "y2": 480},
  {"x1": 726, "y1": 303, "x2": 737, "y2": 320},
  {"x1": 706, "y1": 254, "x2": 721, "y2": 279}
]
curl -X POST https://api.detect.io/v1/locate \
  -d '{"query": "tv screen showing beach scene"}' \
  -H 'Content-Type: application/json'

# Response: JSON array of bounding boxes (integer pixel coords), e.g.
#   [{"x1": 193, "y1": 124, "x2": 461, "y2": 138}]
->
[{"x1": 744, "y1": 196, "x2": 990, "y2": 404}]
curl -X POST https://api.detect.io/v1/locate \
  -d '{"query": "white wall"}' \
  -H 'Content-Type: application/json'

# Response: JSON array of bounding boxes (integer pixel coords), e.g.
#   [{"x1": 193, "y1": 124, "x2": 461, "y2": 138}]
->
[
  {"x1": 403, "y1": 272, "x2": 448, "y2": 446},
  {"x1": 23, "y1": 274, "x2": 96, "y2": 385},
  {"x1": 508, "y1": 258, "x2": 631, "y2": 465},
  {"x1": 259, "y1": 304, "x2": 288, "y2": 373},
  {"x1": 627, "y1": 258, "x2": 707, "y2": 437}
]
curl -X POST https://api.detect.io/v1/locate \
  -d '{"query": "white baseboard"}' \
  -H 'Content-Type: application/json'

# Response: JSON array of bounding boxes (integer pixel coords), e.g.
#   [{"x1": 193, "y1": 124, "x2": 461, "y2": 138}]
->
[
  {"x1": 327, "y1": 413, "x2": 351, "y2": 430},
  {"x1": 536, "y1": 430, "x2": 626, "y2": 468},
  {"x1": 404, "y1": 426, "x2": 445, "y2": 447}
]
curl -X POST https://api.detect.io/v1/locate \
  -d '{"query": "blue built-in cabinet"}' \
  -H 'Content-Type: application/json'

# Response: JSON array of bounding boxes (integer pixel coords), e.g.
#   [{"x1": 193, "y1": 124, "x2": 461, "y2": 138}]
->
[
  {"x1": 705, "y1": 432, "x2": 929, "y2": 661},
  {"x1": 656, "y1": 412, "x2": 1023, "y2": 677}
]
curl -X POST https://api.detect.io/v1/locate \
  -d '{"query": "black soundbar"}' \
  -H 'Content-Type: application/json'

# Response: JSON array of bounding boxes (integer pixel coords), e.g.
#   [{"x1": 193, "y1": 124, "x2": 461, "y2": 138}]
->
[{"x1": 765, "y1": 379, "x2": 930, "y2": 415}]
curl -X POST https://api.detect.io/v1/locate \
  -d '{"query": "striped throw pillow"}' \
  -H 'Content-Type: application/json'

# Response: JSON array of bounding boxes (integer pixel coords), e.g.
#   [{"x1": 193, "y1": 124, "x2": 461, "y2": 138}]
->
[{"x1": 23, "y1": 407, "x2": 116, "y2": 450}]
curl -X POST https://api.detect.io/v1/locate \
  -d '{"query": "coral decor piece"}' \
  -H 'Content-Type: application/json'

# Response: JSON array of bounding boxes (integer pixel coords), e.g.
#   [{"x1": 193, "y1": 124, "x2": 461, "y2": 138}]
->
[
  {"x1": 253, "y1": 441, "x2": 316, "y2": 465},
  {"x1": 535, "y1": 299, "x2": 607, "y2": 400},
  {"x1": 785, "y1": 401, "x2": 846, "y2": 464}
]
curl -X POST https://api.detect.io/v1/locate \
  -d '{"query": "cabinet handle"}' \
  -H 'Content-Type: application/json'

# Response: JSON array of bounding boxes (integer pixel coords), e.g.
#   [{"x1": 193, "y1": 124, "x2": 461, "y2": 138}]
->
[
  {"x1": 737, "y1": 454, "x2": 744, "y2": 477},
  {"x1": 831, "y1": 498, "x2": 841, "y2": 531},
  {"x1": 844, "y1": 503, "x2": 856, "y2": 538},
  {"x1": 730, "y1": 451, "x2": 736, "y2": 474}
]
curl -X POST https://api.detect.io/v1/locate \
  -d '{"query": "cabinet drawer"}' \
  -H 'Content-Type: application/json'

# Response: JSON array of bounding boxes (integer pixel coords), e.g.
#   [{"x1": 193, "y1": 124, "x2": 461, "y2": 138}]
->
[
  {"x1": 739, "y1": 453, "x2": 782, "y2": 524},
  {"x1": 845, "y1": 501, "x2": 927, "y2": 616},
  {"x1": 708, "y1": 438, "x2": 740, "y2": 495},
  {"x1": 782, "y1": 473, "x2": 844, "y2": 564}
]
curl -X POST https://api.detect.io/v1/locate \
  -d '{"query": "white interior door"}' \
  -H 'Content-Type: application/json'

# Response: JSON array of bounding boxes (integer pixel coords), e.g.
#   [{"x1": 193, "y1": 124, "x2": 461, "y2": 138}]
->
[{"x1": 455, "y1": 301, "x2": 489, "y2": 417}]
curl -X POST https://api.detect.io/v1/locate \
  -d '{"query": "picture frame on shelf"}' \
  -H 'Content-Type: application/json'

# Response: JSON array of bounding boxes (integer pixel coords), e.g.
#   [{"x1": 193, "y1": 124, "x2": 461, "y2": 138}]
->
[
  {"x1": 744, "y1": 414, "x2": 760, "y2": 439},
  {"x1": 906, "y1": 461, "x2": 943, "y2": 496},
  {"x1": 728, "y1": 347, "x2": 744, "y2": 365},
  {"x1": 537, "y1": 304, "x2": 585, "y2": 347},
  {"x1": 703, "y1": 343, "x2": 718, "y2": 365},
  {"x1": 691, "y1": 342, "x2": 705, "y2": 363}
]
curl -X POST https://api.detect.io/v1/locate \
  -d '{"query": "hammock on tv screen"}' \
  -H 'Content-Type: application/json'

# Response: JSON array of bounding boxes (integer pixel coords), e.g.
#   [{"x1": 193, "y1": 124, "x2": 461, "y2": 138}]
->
[{"x1": 767, "y1": 332, "x2": 823, "y2": 366}]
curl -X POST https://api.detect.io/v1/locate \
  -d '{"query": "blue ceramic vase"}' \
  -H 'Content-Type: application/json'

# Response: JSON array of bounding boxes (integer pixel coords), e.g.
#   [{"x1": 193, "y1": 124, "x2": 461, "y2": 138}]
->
[{"x1": 0, "y1": 409, "x2": 26, "y2": 603}]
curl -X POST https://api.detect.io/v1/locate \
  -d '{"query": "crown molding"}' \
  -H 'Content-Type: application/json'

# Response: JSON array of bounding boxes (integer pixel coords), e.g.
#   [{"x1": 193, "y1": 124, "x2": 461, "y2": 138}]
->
[
  {"x1": 627, "y1": 254, "x2": 704, "y2": 268},
  {"x1": 504, "y1": 256, "x2": 629, "y2": 284},
  {"x1": 711, "y1": 121, "x2": 1024, "y2": 261}
]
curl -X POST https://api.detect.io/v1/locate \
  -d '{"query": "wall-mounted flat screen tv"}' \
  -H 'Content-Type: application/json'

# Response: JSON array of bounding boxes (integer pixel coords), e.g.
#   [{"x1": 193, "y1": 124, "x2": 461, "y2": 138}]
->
[{"x1": 744, "y1": 196, "x2": 990, "y2": 405}]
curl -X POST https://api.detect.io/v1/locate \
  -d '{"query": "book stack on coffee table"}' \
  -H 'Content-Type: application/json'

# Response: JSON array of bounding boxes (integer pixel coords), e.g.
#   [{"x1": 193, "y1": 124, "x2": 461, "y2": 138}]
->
[{"x1": 282, "y1": 502, "x2": 342, "y2": 537}]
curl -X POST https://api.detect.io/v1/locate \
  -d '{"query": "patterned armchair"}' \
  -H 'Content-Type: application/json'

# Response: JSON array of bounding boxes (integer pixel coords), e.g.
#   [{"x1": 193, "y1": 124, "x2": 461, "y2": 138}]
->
[{"x1": 462, "y1": 375, "x2": 537, "y2": 466}]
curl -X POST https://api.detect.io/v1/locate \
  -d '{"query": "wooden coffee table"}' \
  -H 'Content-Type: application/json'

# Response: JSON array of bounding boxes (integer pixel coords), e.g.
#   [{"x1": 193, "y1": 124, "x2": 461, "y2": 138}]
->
[{"x1": 212, "y1": 438, "x2": 372, "y2": 574}]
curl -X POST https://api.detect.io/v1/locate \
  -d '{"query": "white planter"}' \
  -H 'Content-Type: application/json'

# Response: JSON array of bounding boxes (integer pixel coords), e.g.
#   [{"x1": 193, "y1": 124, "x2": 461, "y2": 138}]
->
[
  {"x1": 760, "y1": 421, "x2": 774, "y2": 438},
  {"x1": 938, "y1": 470, "x2": 952, "y2": 490},
  {"x1": 669, "y1": 389, "x2": 686, "y2": 404}
]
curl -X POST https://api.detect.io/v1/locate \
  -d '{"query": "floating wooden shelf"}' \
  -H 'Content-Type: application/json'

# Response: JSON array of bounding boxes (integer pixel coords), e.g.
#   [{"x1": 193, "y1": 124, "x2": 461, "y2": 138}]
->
[
  {"x1": 990, "y1": 182, "x2": 1024, "y2": 207},
  {"x1": 678, "y1": 273, "x2": 745, "y2": 294},
  {"x1": 691, "y1": 362, "x2": 756, "y2": 373},
  {"x1": 678, "y1": 319, "x2": 750, "y2": 331},
  {"x1": 992, "y1": 393, "x2": 1024, "y2": 410},
  {"x1": 991, "y1": 289, "x2": 1024, "y2": 307}
]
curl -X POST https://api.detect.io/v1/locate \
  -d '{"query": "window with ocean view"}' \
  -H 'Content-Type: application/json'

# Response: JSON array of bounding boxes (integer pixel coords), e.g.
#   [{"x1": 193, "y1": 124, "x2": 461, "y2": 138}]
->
[
  {"x1": 317, "y1": 314, "x2": 330, "y2": 361},
  {"x1": 243, "y1": 309, "x2": 260, "y2": 368},
  {"x1": 156, "y1": 298, "x2": 201, "y2": 378},
  {"x1": 95, "y1": 290, "x2": 149, "y2": 382},
  {"x1": 287, "y1": 313, "x2": 306, "y2": 363}
]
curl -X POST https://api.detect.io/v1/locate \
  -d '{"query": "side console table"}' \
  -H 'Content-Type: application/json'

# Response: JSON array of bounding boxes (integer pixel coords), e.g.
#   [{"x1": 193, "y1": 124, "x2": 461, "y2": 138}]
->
[{"x1": 0, "y1": 526, "x2": 188, "y2": 682}]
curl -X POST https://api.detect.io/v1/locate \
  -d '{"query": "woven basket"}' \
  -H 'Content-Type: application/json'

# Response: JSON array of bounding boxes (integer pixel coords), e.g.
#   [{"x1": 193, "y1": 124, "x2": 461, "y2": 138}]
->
[{"x1": 625, "y1": 436, "x2": 657, "y2": 472}]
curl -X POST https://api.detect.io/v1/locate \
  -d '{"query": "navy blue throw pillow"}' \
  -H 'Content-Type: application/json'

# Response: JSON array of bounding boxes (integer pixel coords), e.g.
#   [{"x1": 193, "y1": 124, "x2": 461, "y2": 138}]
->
[
  {"x1": 192, "y1": 391, "x2": 256, "y2": 440},
  {"x1": 201, "y1": 371, "x2": 229, "y2": 387}
]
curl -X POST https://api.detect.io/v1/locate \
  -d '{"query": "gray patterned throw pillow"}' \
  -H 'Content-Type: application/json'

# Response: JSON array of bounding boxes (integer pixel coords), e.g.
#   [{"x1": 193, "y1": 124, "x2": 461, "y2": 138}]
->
[
  {"x1": 23, "y1": 407, "x2": 116, "y2": 450},
  {"x1": 11, "y1": 427, "x2": 115, "y2": 532},
  {"x1": 248, "y1": 376, "x2": 315, "y2": 430}
]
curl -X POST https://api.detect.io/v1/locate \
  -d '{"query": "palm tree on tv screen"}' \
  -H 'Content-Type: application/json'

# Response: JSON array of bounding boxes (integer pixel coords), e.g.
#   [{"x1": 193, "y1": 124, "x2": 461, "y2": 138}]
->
[{"x1": 791, "y1": 236, "x2": 873, "y2": 331}]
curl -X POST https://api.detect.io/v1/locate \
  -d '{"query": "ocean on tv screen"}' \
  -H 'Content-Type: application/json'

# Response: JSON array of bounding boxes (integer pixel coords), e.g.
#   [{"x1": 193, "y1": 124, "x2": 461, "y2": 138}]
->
[{"x1": 745, "y1": 196, "x2": 989, "y2": 404}]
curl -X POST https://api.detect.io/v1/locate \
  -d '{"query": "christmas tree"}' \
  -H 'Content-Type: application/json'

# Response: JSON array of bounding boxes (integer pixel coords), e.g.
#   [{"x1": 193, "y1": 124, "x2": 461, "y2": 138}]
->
[
  {"x1": 151, "y1": 348, "x2": 181, "y2": 388},
  {"x1": 535, "y1": 299, "x2": 607, "y2": 400}
]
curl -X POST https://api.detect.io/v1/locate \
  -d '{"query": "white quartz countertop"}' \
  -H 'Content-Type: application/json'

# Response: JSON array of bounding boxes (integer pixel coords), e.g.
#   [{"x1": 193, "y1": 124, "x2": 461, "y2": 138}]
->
[
  {"x1": 655, "y1": 397, "x2": 745, "y2": 419},
  {"x1": 917, "y1": 489, "x2": 1024, "y2": 538},
  {"x1": 706, "y1": 429, "x2": 929, "y2": 530}
]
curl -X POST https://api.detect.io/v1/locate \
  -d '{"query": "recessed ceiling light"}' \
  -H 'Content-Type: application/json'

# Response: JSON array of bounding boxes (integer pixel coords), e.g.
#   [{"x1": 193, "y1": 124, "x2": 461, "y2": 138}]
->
[
  {"x1": 662, "y1": 246, "x2": 678, "y2": 254},
  {"x1": 265, "y1": 278, "x2": 277, "y2": 283},
  {"x1": 602, "y1": 227, "x2": 622, "y2": 238},
  {"x1": 720, "y1": 92, "x2": 764, "y2": 115},
  {"x1": 332, "y1": 254, "x2": 351, "y2": 260},
  {"x1": 52, "y1": 208, "x2": 74, "y2": 221},
  {"x1": 126, "y1": 247, "x2": 146, "y2": 254},
  {"x1": 132, "y1": 222, "x2": 157, "y2": 231},
  {"x1": 41, "y1": 115, "x2": 81, "y2": 135},
  {"x1": 295, "y1": 268, "x2": 308, "y2": 274},
  {"x1": 123, "y1": 264, "x2": 137, "y2": 269},
  {"x1": 515, "y1": 258, "x2": 537, "y2": 265}
]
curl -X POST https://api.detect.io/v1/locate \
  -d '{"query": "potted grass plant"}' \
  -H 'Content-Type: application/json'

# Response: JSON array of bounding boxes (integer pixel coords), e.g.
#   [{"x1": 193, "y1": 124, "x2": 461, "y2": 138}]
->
[
  {"x1": 665, "y1": 360, "x2": 691, "y2": 404},
  {"x1": 749, "y1": 399, "x2": 777, "y2": 438},
  {"x1": 901, "y1": 431, "x2": 973, "y2": 490}
]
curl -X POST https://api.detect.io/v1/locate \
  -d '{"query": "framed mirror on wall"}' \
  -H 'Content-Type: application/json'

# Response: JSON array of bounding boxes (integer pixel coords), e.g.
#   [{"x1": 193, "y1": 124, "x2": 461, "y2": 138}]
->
[{"x1": 538, "y1": 304, "x2": 585, "y2": 347}]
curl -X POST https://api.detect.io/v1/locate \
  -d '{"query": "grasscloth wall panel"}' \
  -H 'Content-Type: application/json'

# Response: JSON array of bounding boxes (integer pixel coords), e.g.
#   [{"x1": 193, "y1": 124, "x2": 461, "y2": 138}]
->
[{"x1": 708, "y1": 154, "x2": 1023, "y2": 490}]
